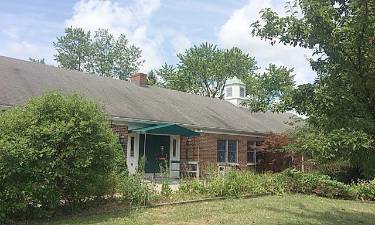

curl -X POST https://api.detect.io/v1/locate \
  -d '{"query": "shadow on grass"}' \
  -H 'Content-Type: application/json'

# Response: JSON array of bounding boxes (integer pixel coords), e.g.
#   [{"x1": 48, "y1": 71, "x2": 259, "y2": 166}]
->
[
  {"x1": 25, "y1": 202, "x2": 139, "y2": 225},
  {"x1": 264, "y1": 203, "x2": 375, "y2": 225}
]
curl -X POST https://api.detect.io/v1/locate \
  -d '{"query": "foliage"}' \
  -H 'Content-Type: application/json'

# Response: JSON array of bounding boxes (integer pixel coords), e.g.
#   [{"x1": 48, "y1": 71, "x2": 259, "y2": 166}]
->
[
  {"x1": 286, "y1": 127, "x2": 375, "y2": 178},
  {"x1": 160, "y1": 161, "x2": 172, "y2": 198},
  {"x1": 179, "y1": 169, "x2": 369, "y2": 200},
  {"x1": 263, "y1": 133, "x2": 293, "y2": 151},
  {"x1": 153, "y1": 43, "x2": 295, "y2": 109},
  {"x1": 179, "y1": 170, "x2": 285, "y2": 198},
  {"x1": 54, "y1": 27, "x2": 144, "y2": 80},
  {"x1": 350, "y1": 179, "x2": 375, "y2": 201},
  {"x1": 0, "y1": 92, "x2": 123, "y2": 222},
  {"x1": 120, "y1": 173, "x2": 154, "y2": 206},
  {"x1": 281, "y1": 169, "x2": 352, "y2": 199},
  {"x1": 157, "y1": 43, "x2": 258, "y2": 98},
  {"x1": 251, "y1": 0, "x2": 375, "y2": 178},
  {"x1": 243, "y1": 64, "x2": 295, "y2": 112},
  {"x1": 147, "y1": 70, "x2": 159, "y2": 86},
  {"x1": 29, "y1": 57, "x2": 46, "y2": 64}
]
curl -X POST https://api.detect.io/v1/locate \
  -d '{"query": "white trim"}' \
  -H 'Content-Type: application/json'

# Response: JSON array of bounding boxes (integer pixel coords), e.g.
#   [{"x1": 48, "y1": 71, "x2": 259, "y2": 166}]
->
[
  {"x1": 200, "y1": 129, "x2": 266, "y2": 138},
  {"x1": 169, "y1": 135, "x2": 180, "y2": 178},
  {"x1": 127, "y1": 133, "x2": 140, "y2": 174},
  {"x1": 217, "y1": 139, "x2": 239, "y2": 164}
]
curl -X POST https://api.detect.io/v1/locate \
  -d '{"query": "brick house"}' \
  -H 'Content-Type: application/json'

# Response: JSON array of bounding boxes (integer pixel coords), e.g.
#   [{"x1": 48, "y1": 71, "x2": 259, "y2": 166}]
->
[{"x1": 0, "y1": 56, "x2": 297, "y2": 178}]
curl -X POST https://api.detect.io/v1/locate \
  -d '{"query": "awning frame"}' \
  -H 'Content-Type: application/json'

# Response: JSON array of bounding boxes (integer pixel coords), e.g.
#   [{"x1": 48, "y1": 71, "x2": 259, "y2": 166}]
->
[{"x1": 129, "y1": 123, "x2": 200, "y2": 137}]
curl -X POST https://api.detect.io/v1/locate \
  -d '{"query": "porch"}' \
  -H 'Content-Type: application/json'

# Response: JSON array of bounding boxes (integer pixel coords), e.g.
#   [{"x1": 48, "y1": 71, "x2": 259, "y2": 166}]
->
[{"x1": 126, "y1": 123, "x2": 200, "y2": 179}]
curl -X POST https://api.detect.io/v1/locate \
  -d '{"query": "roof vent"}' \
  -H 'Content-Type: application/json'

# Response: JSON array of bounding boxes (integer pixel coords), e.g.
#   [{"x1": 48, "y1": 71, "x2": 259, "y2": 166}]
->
[{"x1": 130, "y1": 73, "x2": 148, "y2": 87}]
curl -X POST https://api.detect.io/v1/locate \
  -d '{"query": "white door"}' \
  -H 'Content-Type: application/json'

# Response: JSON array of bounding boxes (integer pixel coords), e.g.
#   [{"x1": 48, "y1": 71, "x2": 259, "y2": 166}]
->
[
  {"x1": 127, "y1": 133, "x2": 139, "y2": 174},
  {"x1": 169, "y1": 135, "x2": 180, "y2": 178}
]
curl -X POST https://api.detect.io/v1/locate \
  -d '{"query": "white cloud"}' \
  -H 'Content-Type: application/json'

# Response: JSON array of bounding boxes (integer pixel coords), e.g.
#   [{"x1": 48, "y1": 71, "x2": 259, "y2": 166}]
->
[
  {"x1": 171, "y1": 34, "x2": 191, "y2": 54},
  {"x1": 0, "y1": 39, "x2": 55, "y2": 63},
  {"x1": 218, "y1": 0, "x2": 315, "y2": 84},
  {"x1": 66, "y1": 0, "x2": 164, "y2": 72}
]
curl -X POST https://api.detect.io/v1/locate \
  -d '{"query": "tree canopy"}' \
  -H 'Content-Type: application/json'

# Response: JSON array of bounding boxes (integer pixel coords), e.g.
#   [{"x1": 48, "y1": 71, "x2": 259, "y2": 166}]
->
[
  {"x1": 252, "y1": 0, "x2": 375, "y2": 178},
  {"x1": 155, "y1": 43, "x2": 258, "y2": 98},
  {"x1": 153, "y1": 42, "x2": 295, "y2": 103},
  {"x1": 54, "y1": 27, "x2": 144, "y2": 80}
]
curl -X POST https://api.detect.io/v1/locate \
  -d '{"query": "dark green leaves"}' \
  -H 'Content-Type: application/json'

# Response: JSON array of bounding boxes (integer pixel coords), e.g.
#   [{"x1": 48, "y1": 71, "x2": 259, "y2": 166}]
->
[{"x1": 54, "y1": 27, "x2": 144, "y2": 80}]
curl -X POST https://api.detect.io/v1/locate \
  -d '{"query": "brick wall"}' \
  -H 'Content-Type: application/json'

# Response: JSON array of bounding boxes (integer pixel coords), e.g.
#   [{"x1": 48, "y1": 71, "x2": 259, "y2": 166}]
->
[
  {"x1": 110, "y1": 124, "x2": 304, "y2": 176},
  {"x1": 181, "y1": 133, "x2": 264, "y2": 176},
  {"x1": 111, "y1": 124, "x2": 128, "y2": 158}
]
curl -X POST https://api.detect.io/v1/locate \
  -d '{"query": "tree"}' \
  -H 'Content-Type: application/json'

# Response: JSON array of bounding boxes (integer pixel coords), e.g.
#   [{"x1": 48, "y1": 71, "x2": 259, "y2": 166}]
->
[
  {"x1": 243, "y1": 64, "x2": 295, "y2": 112},
  {"x1": 28, "y1": 57, "x2": 45, "y2": 64},
  {"x1": 159, "y1": 43, "x2": 258, "y2": 98},
  {"x1": 156, "y1": 63, "x2": 190, "y2": 91},
  {"x1": 154, "y1": 43, "x2": 295, "y2": 107},
  {"x1": 54, "y1": 27, "x2": 144, "y2": 80},
  {"x1": 252, "y1": 0, "x2": 375, "y2": 177},
  {"x1": 0, "y1": 92, "x2": 123, "y2": 221},
  {"x1": 147, "y1": 70, "x2": 159, "y2": 86},
  {"x1": 53, "y1": 27, "x2": 91, "y2": 71}
]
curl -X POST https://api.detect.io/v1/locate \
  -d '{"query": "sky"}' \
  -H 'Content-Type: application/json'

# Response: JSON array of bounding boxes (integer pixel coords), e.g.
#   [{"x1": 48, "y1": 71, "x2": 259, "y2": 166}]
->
[{"x1": 0, "y1": 0, "x2": 315, "y2": 84}]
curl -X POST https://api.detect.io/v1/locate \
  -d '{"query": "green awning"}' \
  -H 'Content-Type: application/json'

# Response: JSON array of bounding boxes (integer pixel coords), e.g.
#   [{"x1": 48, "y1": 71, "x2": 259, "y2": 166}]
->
[{"x1": 130, "y1": 123, "x2": 199, "y2": 137}]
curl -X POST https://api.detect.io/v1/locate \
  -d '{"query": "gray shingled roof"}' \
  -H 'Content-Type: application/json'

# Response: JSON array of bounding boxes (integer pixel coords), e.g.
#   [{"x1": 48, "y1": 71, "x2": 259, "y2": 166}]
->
[{"x1": 0, "y1": 56, "x2": 295, "y2": 135}]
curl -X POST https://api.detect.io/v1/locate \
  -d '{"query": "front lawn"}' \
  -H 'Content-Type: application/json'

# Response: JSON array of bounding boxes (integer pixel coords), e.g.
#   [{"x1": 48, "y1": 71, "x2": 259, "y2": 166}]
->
[{"x1": 40, "y1": 194, "x2": 375, "y2": 225}]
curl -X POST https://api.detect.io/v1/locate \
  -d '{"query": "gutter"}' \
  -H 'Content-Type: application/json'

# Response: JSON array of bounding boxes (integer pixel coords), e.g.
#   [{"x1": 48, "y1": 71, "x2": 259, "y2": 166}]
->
[{"x1": 0, "y1": 104, "x2": 12, "y2": 111}]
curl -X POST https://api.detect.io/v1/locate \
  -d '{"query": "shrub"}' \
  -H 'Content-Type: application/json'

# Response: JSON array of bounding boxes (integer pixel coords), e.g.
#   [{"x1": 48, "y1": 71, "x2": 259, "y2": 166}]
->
[
  {"x1": 281, "y1": 169, "x2": 352, "y2": 199},
  {"x1": 179, "y1": 179, "x2": 206, "y2": 195},
  {"x1": 350, "y1": 179, "x2": 375, "y2": 201},
  {"x1": 0, "y1": 92, "x2": 123, "y2": 222},
  {"x1": 179, "y1": 169, "x2": 356, "y2": 200},
  {"x1": 179, "y1": 170, "x2": 286, "y2": 198},
  {"x1": 120, "y1": 173, "x2": 154, "y2": 206}
]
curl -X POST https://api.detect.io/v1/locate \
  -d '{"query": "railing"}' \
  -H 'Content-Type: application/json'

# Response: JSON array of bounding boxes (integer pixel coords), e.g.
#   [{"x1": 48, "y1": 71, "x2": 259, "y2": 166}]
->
[{"x1": 180, "y1": 161, "x2": 199, "y2": 178}]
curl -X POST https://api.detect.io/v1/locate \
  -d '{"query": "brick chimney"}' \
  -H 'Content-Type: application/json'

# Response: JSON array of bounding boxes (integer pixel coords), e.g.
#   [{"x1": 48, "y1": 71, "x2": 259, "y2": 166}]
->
[{"x1": 130, "y1": 73, "x2": 147, "y2": 87}]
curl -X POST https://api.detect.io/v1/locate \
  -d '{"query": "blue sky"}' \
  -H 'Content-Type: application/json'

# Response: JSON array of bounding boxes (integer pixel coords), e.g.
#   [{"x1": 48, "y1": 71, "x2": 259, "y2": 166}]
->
[{"x1": 0, "y1": 0, "x2": 315, "y2": 84}]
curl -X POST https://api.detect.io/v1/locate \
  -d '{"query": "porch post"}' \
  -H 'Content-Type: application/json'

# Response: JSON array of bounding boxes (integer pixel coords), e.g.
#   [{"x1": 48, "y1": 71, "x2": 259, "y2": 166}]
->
[{"x1": 143, "y1": 133, "x2": 147, "y2": 158}]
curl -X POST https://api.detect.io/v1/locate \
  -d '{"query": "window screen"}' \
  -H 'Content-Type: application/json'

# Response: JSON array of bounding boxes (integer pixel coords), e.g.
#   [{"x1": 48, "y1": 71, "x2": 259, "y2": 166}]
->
[
  {"x1": 217, "y1": 140, "x2": 226, "y2": 163},
  {"x1": 228, "y1": 140, "x2": 237, "y2": 163},
  {"x1": 226, "y1": 87, "x2": 232, "y2": 97},
  {"x1": 247, "y1": 141, "x2": 256, "y2": 163},
  {"x1": 240, "y1": 87, "x2": 245, "y2": 97},
  {"x1": 130, "y1": 136, "x2": 135, "y2": 157},
  {"x1": 172, "y1": 138, "x2": 177, "y2": 157}
]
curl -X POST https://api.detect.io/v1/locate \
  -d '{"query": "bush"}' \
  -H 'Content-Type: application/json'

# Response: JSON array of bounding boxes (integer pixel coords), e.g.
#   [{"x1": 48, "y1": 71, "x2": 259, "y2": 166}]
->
[
  {"x1": 0, "y1": 92, "x2": 123, "y2": 222},
  {"x1": 350, "y1": 179, "x2": 375, "y2": 201},
  {"x1": 120, "y1": 173, "x2": 154, "y2": 206},
  {"x1": 179, "y1": 170, "x2": 286, "y2": 198},
  {"x1": 281, "y1": 169, "x2": 352, "y2": 199},
  {"x1": 179, "y1": 169, "x2": 357, "y2": 200}
]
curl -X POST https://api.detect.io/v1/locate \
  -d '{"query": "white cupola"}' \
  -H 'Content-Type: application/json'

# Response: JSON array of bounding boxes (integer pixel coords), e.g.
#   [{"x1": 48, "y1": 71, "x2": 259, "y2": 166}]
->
[{"x1": 224, "y1": 76, "x2": 246, "y2": 107}]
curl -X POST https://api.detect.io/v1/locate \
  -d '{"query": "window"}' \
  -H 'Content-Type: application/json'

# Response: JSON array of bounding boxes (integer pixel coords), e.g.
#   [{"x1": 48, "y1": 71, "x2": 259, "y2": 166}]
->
[
  {"x1": 226, "y1": 87, "x2": 232, "y2": 97},
  {"x1": 172, "y1": 138, "x2": 177, "y2": 157},
  {"x1": 217, "y1": 140, "x2": 226, "y2": 163},
  {"x1": 217, "y1": 139, "x2": 238, "y2": 163},
  {"x1": 247, "y1": 141, "x2": 256, "y2": 164},
  {"x1": 118, "y1": 135, "x2": 127, "y2": 154},
  {"x1": 130, "y1": 136, "x2": 135, "y2": 157},
  {"x1": 240, "y1": 87, "x2": 245, "y2": 97},
  {"x1": 228, "y1": 140, "x2": 237, "y2": 163}
]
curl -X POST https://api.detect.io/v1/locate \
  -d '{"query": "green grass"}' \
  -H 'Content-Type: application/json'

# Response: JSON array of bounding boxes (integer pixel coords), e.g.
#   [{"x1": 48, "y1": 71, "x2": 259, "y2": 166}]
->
[{"x1": 39, "y1": 194, "x2": 375, "y2": 225}]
